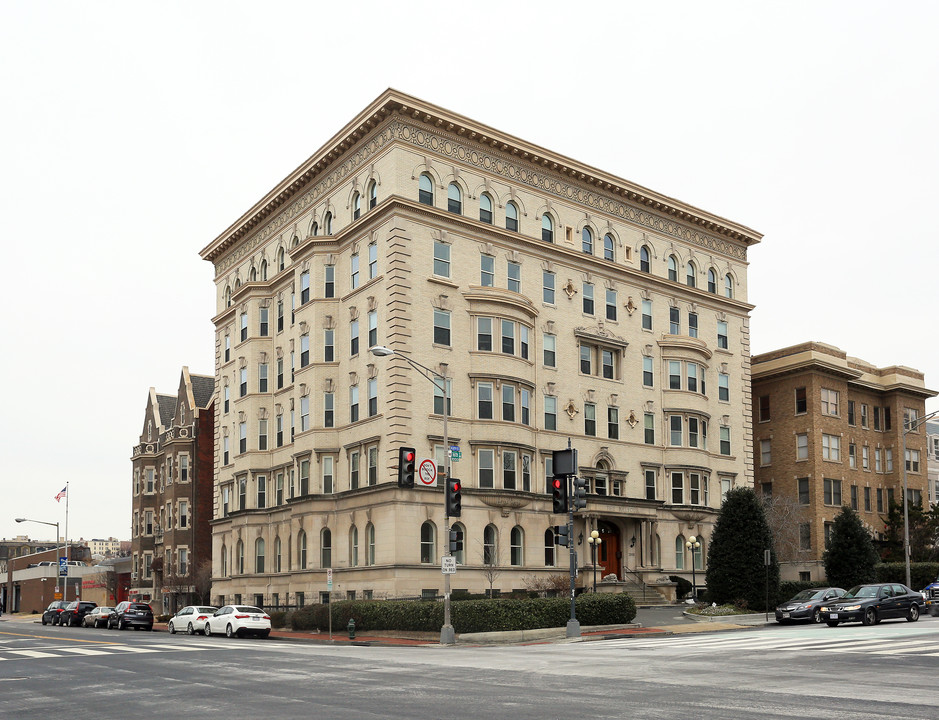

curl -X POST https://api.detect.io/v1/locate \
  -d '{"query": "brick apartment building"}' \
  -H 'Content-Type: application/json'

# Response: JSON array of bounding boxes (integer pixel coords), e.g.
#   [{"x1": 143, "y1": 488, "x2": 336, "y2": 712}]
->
[
  {"x1": 130, "y1": 367, "x2": 214, "y2": 614},
  {"x1": 752, "y1": 342, "x2": 936, "y2": 581}
]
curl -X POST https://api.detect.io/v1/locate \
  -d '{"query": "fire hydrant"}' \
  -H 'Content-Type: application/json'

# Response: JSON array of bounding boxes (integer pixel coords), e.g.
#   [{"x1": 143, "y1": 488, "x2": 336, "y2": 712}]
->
[{"x1": 347, "y1": 618, "x2": 356, "y2": 640}]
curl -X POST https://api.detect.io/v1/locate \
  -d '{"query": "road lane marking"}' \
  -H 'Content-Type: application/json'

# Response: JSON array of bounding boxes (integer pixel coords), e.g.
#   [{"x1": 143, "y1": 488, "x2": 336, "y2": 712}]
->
[{"x1": 0, "y1": 630, "x2": 117, "y2": 645}]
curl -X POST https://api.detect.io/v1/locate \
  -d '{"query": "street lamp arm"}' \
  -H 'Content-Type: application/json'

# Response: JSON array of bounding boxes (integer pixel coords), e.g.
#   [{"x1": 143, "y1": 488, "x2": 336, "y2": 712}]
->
[
  {"x1": 905, "y1": 409, "x2": 939, "y2": 434},
  {"x1": 369, "y1": 346, "x2": 446, "y2": 392}
]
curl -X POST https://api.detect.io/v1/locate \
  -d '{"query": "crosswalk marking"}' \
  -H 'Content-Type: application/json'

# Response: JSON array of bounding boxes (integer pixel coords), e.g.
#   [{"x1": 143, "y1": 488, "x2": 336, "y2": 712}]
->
[
  {"x1": 0, "y1": 640, "x2": 286, "y2": 664},
  {"x1": 10, "y1": 650, "x2": 60, "y2": 658},
  {"x1": 57, "y1": 647, "x2": 112, "y2": 656}
]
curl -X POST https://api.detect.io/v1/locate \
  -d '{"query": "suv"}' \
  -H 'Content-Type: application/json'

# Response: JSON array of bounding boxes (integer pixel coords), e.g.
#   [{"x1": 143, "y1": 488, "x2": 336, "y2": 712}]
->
[
  {"x1": 108, "y1": 601, "x2": 154, "y2": 631},
  {"x1": 41, "y1": 600, "x2": 70, "y2": 625},
  {"x1": 923, "y1": 576, "x2": 939, "y2": 615},
  {"x1": 60, "y1": 600, "x2": 98, "y2": 627}
]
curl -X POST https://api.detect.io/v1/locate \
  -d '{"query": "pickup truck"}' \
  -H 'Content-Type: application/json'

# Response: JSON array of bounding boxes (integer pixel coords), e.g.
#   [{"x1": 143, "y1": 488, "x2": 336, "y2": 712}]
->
[{"x1": 922, "y1": 576, "x2": 939, "y2": 615}]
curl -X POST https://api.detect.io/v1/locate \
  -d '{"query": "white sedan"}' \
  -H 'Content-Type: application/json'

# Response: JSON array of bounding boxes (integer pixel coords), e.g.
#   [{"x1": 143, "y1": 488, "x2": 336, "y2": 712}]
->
[
  {"x1": 169, "y1": 606, "x2": 218, "y2": 635},
  {"x1": 204, "y1": 605, "x2": 271, "y2": 638},
  {"x1": 82, "y1": 606, "x2": 113, "y2": 628}
]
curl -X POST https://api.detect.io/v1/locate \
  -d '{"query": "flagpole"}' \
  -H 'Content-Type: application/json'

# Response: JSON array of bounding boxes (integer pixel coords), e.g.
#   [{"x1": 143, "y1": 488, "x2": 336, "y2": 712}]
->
[{"x1": 64, "y1": 481, "x2": 70, "y2": 603}]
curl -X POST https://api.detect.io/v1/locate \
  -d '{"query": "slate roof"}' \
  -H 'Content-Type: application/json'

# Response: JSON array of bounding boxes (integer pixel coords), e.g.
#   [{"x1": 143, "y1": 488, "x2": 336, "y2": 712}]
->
[
  {"x1": 191, "y1": 374, "x2": 215, "y2": 409},
  {"x1": 156, "y1": 394, "x2": 177, "y2": 427}
]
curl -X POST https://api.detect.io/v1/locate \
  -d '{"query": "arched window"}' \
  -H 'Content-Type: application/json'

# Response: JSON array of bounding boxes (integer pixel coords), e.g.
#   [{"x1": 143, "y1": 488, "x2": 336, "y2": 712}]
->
[
  {"x1": 693, "y1": 538, "x2": 704, "y2": 570},
  {"x1": 292, "y1": 235, "x2": 299, "y2": 248},
  {"x1": 352, "y1": 192, "x2": 361, "y2": 221},
  {"x1": 483, "y1": 524, "x2": 498, "y2": 565},
  {"x1": 277, "y1": 248, "x2": 285, "y2": 272},
  {"x1": 367, "y1": 180, "x2": 377, "y2": 209},
  {"x1": 604, "y1": 234, "x2": 615, "y2": 261},
  {"x1": 582, "y1": 227, "x2": 593, "y2": 254},
  {"x1": 349, "y1": 525, "x2": 358, "y2": 567},
  {"x1": 542, "y1": 215, "x2": 554, "y2": 243},
  {"x1": 366, "y1": 523, "x2": 375, "y2": 566},
  {"x1": 220, "y1": 544, "x2": 228, "y2": 576},
  {"x1": 510, "y1": 526, "x2": 524, "y2": 566},
  {"x1": 311, "y1": 222, "x2": 319, "y2": 237},
  {"x1": 707, "y1": 269, "x2": 717, "y2": 293},
  {"x1": 451, "y1": 522, "x2": 466, "y2": 565},
  {"x1": 479, "y1": 193, "x2": 493, "y2": 224},
  {"x1": 224, "y1": 286, "x2": 232, "y2": 308},
  {"x1": 419, "y1": 173, "x2": 434, "y2": 205},
  {"x1": 274, "y1": 537, "x2": 282, "y2": 573},
  {"x1": 420, "y1": 521, "x2": 436, "y2": 563},
  {"x1": 298, "y1": 530, "x2": 307, "y2": 569},
  {"x1": 686, "y1": 261, "x2": 696, "y2": 287},
  {"x1": 640, "y1": 246, "x2": 651, "y2": 273},
  {"x1": 255, "y1": 538, "x2": 265, "y2": 573},
  {"x1": 321, "y1": 528, "x2": 332, "y2": 568},
  {"x1": 675, "y1": 535, "x2": 685, "y2": 570},
  {"x1": 505, "y1": 201, "x2": 519, "y2": 232},
  {"x1": 724, "y1": 274, "x2": 734, "y2": 299},
  {"x1": 667, "y1": 256, "x2": 678, "y2": 282},
  {"x1": 236, "y1": 540, "x2": 244, "y2": 574},
  {"x1": 594, "y1": 460, "x2": 609, "y2": 496},
  {"x1": 544, "y1": 528, "x2": 556, "y2": 567},
  {"x1": 324, "y1": 212, "x2": 332, "y2": 235},
  {"x1": 260, "y1": 260, "x2": 268, "y2": 281},
  {"x1": 249, "y1": 266, "x2": 257, "y2": 282},
  {"x1": 447, "y1": 183, "x2": 462, "y2": 214}
]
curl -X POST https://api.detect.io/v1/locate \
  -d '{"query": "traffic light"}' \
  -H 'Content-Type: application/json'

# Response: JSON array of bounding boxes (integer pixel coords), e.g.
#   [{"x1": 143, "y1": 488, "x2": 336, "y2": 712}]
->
[
  {"x1": 446, "y1": 478, "x2": 462, "y2": 517},
  {"x1": 551, "y1": 475, "x2": 568, "y2": 514},
  {"x1": 397, "y1": 446, "x2": 416, "y2": 488},
  {"x1": 553, "y1": 525, "x2": 570, "y2": 547},
  {"x1": 572, "y1": 476, "x2": 587, "y2": 511},
  {"x1": 449, "y1": 528, "x2": 463, "y2": 553}
]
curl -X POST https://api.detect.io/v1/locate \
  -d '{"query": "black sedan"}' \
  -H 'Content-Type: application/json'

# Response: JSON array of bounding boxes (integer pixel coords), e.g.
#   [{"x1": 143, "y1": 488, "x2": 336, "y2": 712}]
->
[
  {"x1": 775, "y1": 587, "x2": 845, "y2": 624},
  {"x1": 821, "y1": 583, "x2": 922, "y2": 626},
  {"x1": 41, "y1": 600, "x2": 70, "y2": 625}
]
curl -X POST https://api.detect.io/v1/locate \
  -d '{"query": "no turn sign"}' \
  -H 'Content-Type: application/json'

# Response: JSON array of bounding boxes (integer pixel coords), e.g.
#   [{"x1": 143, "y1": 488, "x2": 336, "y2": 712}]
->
[{"x1": 418, "y1": 458, "x2": 438, "y2": 486}]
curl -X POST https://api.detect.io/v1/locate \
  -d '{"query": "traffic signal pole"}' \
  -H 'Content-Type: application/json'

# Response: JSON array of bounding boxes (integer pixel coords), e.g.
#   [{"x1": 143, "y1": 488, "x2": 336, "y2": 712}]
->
[{"x1": 566, "y1": 471, "x2": 580, "y2": 638}]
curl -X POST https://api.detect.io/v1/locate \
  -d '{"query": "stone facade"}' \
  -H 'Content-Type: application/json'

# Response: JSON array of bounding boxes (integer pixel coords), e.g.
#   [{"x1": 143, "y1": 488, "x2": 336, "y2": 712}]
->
[
  {"x1": 129, "y1": 368, "x2": 215, "y2": 613},
  {"x1": 199, "y1": 89, "x2": 761, "y2": 606},
  {"x1": 927, "y1": 421, "x2": 939, "y2": 506},
  {"x1": 751, "y1": 342, "x2": 936, "y2": 581}
]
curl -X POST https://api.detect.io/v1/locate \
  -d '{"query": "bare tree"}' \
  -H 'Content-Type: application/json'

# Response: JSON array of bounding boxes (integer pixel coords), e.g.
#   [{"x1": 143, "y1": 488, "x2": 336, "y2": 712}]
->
[
  {"x1": 193, "y1": 559, "x2": 213, "y2": 604},
  {"x1": 477, "y1": 539, "x2": 504, "y2": 596},
  {"x1": 763, "y1": 493, "x2": 810, "y2": 563}
]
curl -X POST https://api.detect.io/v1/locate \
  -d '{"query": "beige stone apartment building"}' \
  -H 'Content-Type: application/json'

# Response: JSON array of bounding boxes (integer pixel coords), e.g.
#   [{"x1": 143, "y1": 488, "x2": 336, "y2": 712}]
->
[
  {"x1": 199, "y1": 89, "x2": 761, "y2": 607},
  {"x1": 751, "y1": 342, "x2": 936, "y2": 582}
]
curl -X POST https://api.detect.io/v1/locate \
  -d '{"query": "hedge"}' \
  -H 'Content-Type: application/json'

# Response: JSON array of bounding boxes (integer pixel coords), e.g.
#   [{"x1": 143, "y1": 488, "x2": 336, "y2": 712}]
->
[
  {"x1": 874, "y1": 562, "x2": 939, "y2": 590},
  {"x1": 288, "y1": 593, "x2": 637, "y2": 634}
]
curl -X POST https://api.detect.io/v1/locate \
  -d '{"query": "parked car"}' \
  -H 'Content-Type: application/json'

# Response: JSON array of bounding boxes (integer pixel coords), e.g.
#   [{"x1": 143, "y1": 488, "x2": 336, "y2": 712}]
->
[
  {"x1": 169, "y1": 606, "x2": 217, "y2": 635},
  {"x1": 775, "y1": 587, "x2": 845, "y2": 624},
  {"x1": 107, "y1": 601, "x2": 154, "y2": 631},
  {"x1": 203, "y1": 605, "x2": 271, "y2": 638},
  {"x1": 60, "y1": 600, "x2": 98, "y2": 627},
  {"x1": 821, "y1": 583, "x2": 922, "y2": 626},
  {"x1": 82, "y1": 606, "x2": 114, "y2": 628},
  {"x1": 41, "y1": 600, "x2": 70, "y2": 625}
]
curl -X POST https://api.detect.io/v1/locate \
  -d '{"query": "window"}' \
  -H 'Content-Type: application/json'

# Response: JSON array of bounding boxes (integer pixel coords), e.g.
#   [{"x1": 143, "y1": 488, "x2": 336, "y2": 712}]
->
[
  {"x1": 861, "y1": 403, "x2": 869, "y2": 428},
  {"x1": 259, "y1": 307, "x2": 269, "y2": 337},
  {"x1": 323, "y1": 329, "x2": 334, "y2": 363},
  {"x1": 477, "y1": 317, "x2": 493, "y2": 351},
  {"x1": 258, "y1": 419, "x2": 268, "y2": 450},
  {"x1": 224, "y1": 335, "x2": 230, "y2": 362},
  {"x1": 798, "y1": 478, "x2": 810, "y2": 504},
  {"x1": 349, "y1": 526, "x2": 359, "y2": 567},
  {"x1": 667, "y1": 255, "x2": 678, "y2": 282},
  {"x1": 352, "y1": 192, "x2": 361, "y2": 220},
  {"x1": 642, "y1": 356, "x2": 654, "y2": 387},
  {"x1": 323, "y1": 212, "x2": 332, "y2": 235},
  {"x1": 350, "y1": 385, "x2": 359, "y2": 423},
  {"x1": 671, "y1": 472, "x2": 684, "y2": 504},
  {"x1": 277, "y1": 247, "x2": 286, "y2": 272},
  {"x1": 582, "y1": 227, "x2": 593, "y2": 254},
  {"x1": 823, "y1": 478, "x2": 842, "y2": 506},
  {"x1": 480, "y1": 254, "x2": 495, "y2": 286},
  {"x1": 724, "y1": 274, "x2": 734, "y2": 298},
  {"x1": 886, "y1": 448, "x2": 894, "y2": 471},
  {"x1": 583, "y1": 283, "x2": 594, "y2": 314},
  {"x1": 796, "y1": 433, "x2": 808, "y2": 460},
  {"x1": 223, "y1": 437, "x2": 229, "y2": 465},
  {"x1": 366, "y1": 523, "x2": 376, "y2": 565},
  {"x1": 350, "y1": 319, "x2": 359, "y2": 356},
  {"x1": 447, "y1": 183, "x2": 462, "y2": 214},
  {"x1": 850, "y1": 485, "x2": 859, "y2": 511},
  {"x1": 640, "y1": 245, "x2": 651, "y2": 273},
  {"x1": 795, "y1": 387, "x2": 807, "y2": 414},
  {"x1": 501, "y1": 319, "x2": 514, "y2": 354},
  {"x1": 544, "y1": 396, "x2": 557, "y2": 431},
  {"x1": 367, "y1": 310, "x2": 377, "y2": 348},
  {"x1": 543, "y1": 271, "x2": 555, "y2": 304},
  {"x1": 584, "y1": 403, "x2": 596, "y2": 436},
  {"x1": 669, "y1": 306, "x2": 680, "y2": 335},
  {"x1": 644, "y1": 413, "x2": 655, "y2": 445},
  {"x1": 276, "y1": 301, "x2": 284, "y2": 333},
  {"x1": 507, "y1": 261, "x2": 521, "y2": 293},
  {"x1": 324, "y1": 265, "x2": 335, "y2": 298},
  {"x1": 367, "y1": 446, "x2": 378, "y2": 485},
  {"x1": 502, "y1": 384, "x2": 516, "y2": 422},
  {"x1": 848, "y1": 400, "x2": 856, "y2": 426},
  {"x1": 239, "y1": 422, "x2": 247, "y2": 453},
  {"x1": 299, "y1": 395, "x2": 310, "y2": 432},
  {"x1": 433, "y1": 309, "x2": 451, "y2": 346},
  {"x1": 821, "y1": 389, "x2": 840, "y2": 416},
  {"x1": 367, "y1": 378, "x2": 378, "y2": 417},
  {"x1": 799, "y1": 524, "x2": 811, "y2": 551},
  {"x1": 641, "y1": 300, "x2": 652, "y2": 330},
  {"x1": 503, "y1": 451, "x2": 517, "y2": 489},
  {"x1": 368, "y1": 180, "x2": 377, "y2": 209},
  {"x1": 479, "y1": 193, "x2": 493, "y2": 224},
  {"x1": 256, "y1": 476, "x2": 266, "y2": 509},
  {"x1": 479, "y1": 449, "x2": 495, "y2": 488},
  {"x1": 760, "y1": 439, "x2": 771, "y2": 466},
  {"x1": 542, "y1": 215, "x2": 554, "y2": 243},
  {"x1": 478, "y1": 382, "x2": 493, "y2": 419},
  {"x1": 545, "y1": 528, "x2": 556, "y2": 567},
  {"x1": 544, "y1": 333, "x2": 556, "y2": 367},
  {"x1": 300, "y1": 334, "x2": 310, "y2": 367},
  {"x1": 419, "y1": 174, "x2": 433, "y2": 205},
  {"x1": 179, "y1": 455, "x2": 189, "y2": 482},
  {"x1": 350, "y1": 253, "x2": 360, "y2": 290},
  {"x1": 433, "y1": 240, "x2": 450, "y2": 278},
  {"x1": 645, "y1": 469, "x2": 657, "y2": 500},
  {"x1": 718, "y1": 373, "x2": 729, "y2": 401},
  {"x1": 670, "y1": 415, "x2": 683, "y2": 446},
  {"x1": 689, "y1": 473, "x2": 704, "y2": 505},
  {"x1": 686, "y1": 262, "x2": 696, "y2": 287},
  {"x1": 258, "y1": 362, "x2": 268, "y2": 393},
  {"x1": 321, "y1": 528, "x2": 332, "y2": 568},
  {"x1": 505, "y1": 201, "x2": 519, "y2": 232},
  {"x1": 300, "y1": 271, "x2": 310, "y2": 304},
  {"x1": 510, "y1": 527, "x2": 523, "y2": 566},
  {"x1": 608, "y1": 407, "x2": 619, "y2": 439},
  {"x1": 433, "y1": 378, "x2": 452, "y2": 415},
  {"x1": 821, "y1": 434, "x2": 841, "y2": 461},
  {"x1": 688, "y1": 312, "x2": 698, "y2": 338},
  {"x1": 759, "y1": 395, "x2": 770, "y2": 422},
  {"x1": 223, "y1": 385, "x2": 230, "y2": 413},
  {"x1": 906, "y1": 449, "x2": 921, "y2": 472},
  {"x1": 849, "y1": 443, "x2": 857, "y2": 468},
  {"x1": 668, "y1": 360, "x2": 681, "y2": 390},
  {"x1": 603, "y1": 234, "x2": 615, "y2": 261},
  {"x1": 368, "y1": 242, "x2": 377, "y2": 280},
  {"x1": 875, "y1": 448, "x2": 883, "y2": 473},
  {"x1": 323, "y1": 456, "x2": 334, "y2": 494},
  {"x1": 720, "y1": 426, "x2": 731, "y2": 455},
  {"x1": 483, "y1": 524, "x2": 497, "y2": 565},
  {"x1": 864, "y1": 486, "x2": 872, "y2": 512},
  {"x1": 240, "y1": 312, "x2": 248, "y2": 342},
  {"x1": 717, "y1": 321, "x2": 728, "y2": 349}
]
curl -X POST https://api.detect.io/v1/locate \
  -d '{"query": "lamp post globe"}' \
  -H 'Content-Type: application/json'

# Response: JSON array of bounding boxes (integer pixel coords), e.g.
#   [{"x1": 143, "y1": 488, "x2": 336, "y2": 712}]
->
[
  {"x1": 587, "y1": 530, "x2": 602, "y2": 592},
  {"x1": 685, "y1": 536, "x2": 700, "y2": 602}
]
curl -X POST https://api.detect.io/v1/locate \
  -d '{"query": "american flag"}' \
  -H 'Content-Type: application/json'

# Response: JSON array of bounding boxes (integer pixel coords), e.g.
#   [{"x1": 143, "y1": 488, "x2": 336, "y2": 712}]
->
[{"x1": 54, "y1": 486, "x2": 67, "y2": 502}]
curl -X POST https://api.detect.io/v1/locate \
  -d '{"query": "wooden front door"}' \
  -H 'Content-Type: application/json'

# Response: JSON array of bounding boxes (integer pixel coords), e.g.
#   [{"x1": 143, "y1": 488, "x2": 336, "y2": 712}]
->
[{"x1": 597, "y1": 522, "x2": 621, "y2": 580}]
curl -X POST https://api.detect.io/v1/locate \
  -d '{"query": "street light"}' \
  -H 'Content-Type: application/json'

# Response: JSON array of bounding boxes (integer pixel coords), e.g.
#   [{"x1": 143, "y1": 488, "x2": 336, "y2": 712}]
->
[
  {"x1": 586, "y1": 530, "x2": 602, "y2": 593},
  {"x1": 685, "y1": 535, "x2": 700, "y2": 602},
  {"x1": 16, "y1": 517, "x2": 64, "y2": 602},
  {"x1": 370, "y1": 344, "x2": 456, "y2": 645},
  {"x1": 901, "y1": 409, "x2": 939, "y2": 588}
]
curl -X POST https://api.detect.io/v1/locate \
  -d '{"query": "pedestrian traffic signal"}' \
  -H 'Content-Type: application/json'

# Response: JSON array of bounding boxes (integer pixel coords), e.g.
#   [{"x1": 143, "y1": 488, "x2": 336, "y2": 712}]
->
[
  {"x1": 449, "y1": 528, "x2": 463, "y2": 553},
  {"x1": 446, "y1": 478, "x2": 462, "y2": 517},
  {"x1": 551, "y1": 475, "x2": 568, "y2": 514},
  {"x1": 397, "y1": 446, "x2": 416, "y2": 488},
  {"x1": 572, "y1": 476, "x2": 587, "y2": 511},
  {"x1": 553, "y1": 525, "x2": 570, "y2": 547}
]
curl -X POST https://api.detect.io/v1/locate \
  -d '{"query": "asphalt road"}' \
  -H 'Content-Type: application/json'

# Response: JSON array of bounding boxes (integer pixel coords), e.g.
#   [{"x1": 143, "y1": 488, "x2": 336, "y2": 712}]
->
[{"x1": 2, "y1": 615, "x2": 938, "y2": 719}]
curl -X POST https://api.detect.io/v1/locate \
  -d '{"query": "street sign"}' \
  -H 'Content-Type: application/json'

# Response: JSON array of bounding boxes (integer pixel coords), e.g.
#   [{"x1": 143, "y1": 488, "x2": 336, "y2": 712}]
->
[
  {"x1": 441, "y1": 556, "x2": 457, "y2": 574},
  {"x1": 451, "y1": 451, "x2": 461, "y2": 461},
  {"x1": 326, "y1": 568, "x2": 333, "y2": 590},
  {"x1": 418, "y1": 458, "x2": 438, "y2": 486}
]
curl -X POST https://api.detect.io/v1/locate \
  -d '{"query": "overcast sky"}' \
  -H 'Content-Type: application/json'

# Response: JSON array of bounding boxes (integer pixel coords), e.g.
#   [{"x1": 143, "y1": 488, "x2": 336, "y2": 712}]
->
[{"x1": 2, "y1": 1, "x2": 937, "y2": 544}]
